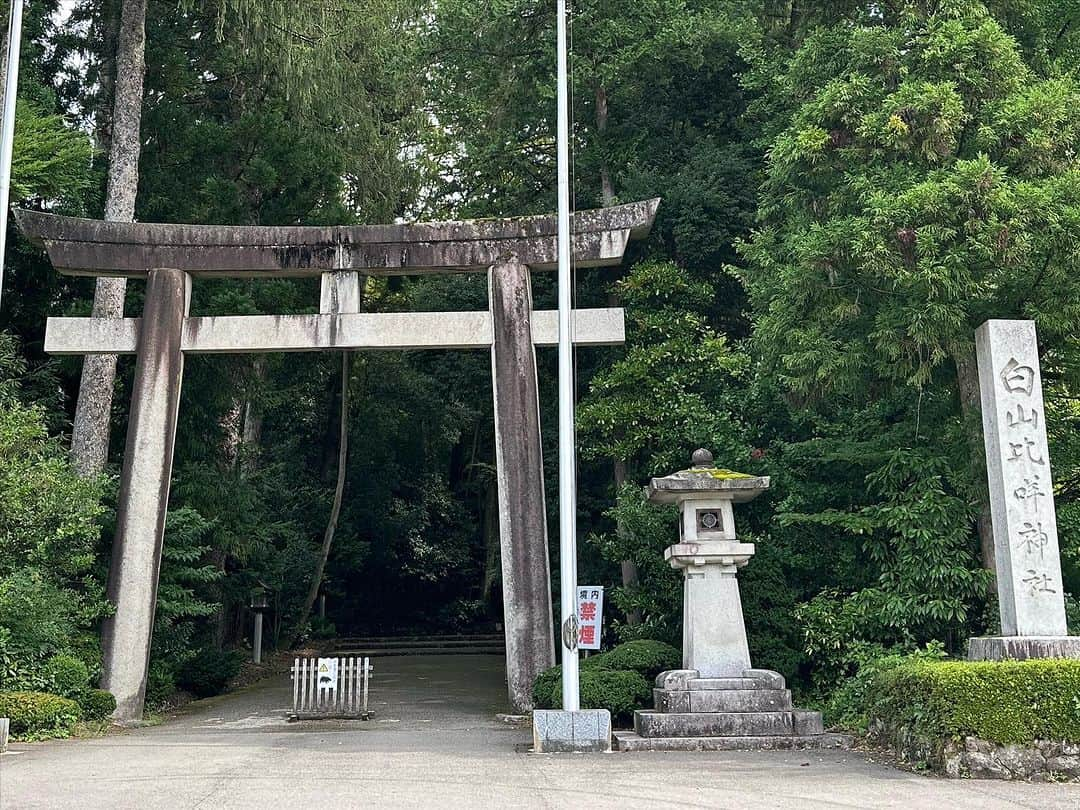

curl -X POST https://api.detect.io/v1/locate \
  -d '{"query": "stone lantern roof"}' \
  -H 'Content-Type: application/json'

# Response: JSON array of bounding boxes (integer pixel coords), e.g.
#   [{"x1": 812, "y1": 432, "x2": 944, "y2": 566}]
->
[{"x1": 646, "y1": 449, "x2": 770, "y2": 504}]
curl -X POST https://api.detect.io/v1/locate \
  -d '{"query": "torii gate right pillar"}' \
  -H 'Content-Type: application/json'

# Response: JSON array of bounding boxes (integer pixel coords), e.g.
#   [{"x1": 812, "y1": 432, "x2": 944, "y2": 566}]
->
[{"x1": 489, "y1": 261, "x2": 555, "y2": 711}]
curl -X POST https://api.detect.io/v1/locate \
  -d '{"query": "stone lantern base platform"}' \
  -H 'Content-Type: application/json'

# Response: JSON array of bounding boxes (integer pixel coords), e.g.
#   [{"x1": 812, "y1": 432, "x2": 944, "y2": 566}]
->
[
  {"x1": 968, "y1": 636, "x2": 1080, "y2": 661},
  {"x1": 612, "y1": 668, "x2": 850, "y2": 752}
]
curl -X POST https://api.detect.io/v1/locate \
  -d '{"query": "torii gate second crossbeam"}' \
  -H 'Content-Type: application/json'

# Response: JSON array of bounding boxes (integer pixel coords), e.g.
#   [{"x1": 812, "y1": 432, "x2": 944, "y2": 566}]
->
[{"x1": 16, "y1": 199, "x2": 659, "y2": 723}]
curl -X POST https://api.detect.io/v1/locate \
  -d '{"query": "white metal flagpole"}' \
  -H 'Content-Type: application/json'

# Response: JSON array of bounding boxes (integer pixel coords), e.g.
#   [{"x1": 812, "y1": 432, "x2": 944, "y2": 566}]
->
[
  {"x1": 555, "y1": 0, "x2": 580, "y2": 711},
  {"x1": 0, "y1": 0, "x2": 24, "y2": 314}
]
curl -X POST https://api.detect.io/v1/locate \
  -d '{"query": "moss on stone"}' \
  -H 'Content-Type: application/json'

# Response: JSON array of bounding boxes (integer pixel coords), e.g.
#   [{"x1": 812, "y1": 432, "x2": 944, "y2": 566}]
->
[{"x1": 681, "y1": 468, "x2": 754, "y2": 480}]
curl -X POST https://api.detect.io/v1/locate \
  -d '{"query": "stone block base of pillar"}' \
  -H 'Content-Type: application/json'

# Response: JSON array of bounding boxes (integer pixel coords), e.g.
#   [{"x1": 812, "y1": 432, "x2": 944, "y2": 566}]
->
[
  {"x1": 968, "y1": 636, "x2": 1080, "y2": 661},
  {"x1": 532, "y1": 709, "x2": 611, "y2": 753},
  {"x1": 612, "y1": 668, "x2": 850, "y2": 752}
]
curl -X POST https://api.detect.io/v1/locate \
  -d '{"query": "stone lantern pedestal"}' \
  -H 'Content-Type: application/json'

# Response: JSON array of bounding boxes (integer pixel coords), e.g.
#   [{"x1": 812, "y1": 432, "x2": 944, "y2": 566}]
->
[{"x1": 613, "y1": 450, "x2": 848, "y2": 751}]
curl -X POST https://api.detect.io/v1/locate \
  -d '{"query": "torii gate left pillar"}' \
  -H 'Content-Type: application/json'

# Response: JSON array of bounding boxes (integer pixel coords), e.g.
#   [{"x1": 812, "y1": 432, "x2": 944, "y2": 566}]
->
[
  {"x1": 100, "y1": 268, "x2": 190, "y2": 720},
  {"x1": 16, "y1": 199, "x2": 659, "y2": 723}
]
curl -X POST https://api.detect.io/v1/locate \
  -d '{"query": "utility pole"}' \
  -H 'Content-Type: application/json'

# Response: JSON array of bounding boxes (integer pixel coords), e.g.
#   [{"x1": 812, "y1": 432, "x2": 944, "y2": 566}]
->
[
  {"x1": 555, "y1": 0, "x2": 580, "y2": 712},
  {"x1": 0, "y1": 0, "x2": 24, "y2": 313}
]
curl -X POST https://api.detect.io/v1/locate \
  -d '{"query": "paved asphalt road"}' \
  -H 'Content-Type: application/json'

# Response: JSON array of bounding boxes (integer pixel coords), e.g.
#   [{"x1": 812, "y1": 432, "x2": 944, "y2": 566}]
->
[{"x1": 1, "y1": 654, "x2": 1078, "y2": 809}]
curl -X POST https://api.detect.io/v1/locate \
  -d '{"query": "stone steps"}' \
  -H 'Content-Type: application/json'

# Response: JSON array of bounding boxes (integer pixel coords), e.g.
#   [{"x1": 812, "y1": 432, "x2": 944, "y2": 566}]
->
[
  {"x1": 634, "y1": 708, "x2": 824, "y2": 738},
  {"x1": 331, "y1": 646, "x2": 506, "y2": 658},
  {"x1": 326, "y1": 634, "x2": 506, "y2": 658},
  {"x1": 613, "y1": 731, "x2": 852, "y2": 752},
  {"x1": 332, "y1": 634, "x2": 504, "y2": 645}
]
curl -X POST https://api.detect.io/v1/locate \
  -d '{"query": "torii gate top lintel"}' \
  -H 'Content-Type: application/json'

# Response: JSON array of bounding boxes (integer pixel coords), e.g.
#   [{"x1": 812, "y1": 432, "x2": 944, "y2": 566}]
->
[{"x1": 14, "y1": 198, "x2": 659, "y2": 277}]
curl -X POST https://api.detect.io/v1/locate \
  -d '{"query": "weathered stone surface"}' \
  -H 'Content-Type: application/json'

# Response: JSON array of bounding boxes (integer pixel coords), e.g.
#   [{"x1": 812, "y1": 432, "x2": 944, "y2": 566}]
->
[
  {"x1": 687, "y1": 689, "x2": 792, "y2": 713},
  {"x1": 653, "y1": 687, "x2": 792, "y2": 713},
  {"x1": 976, "y1": 320, "x2": 1067, "y2": 637},
  {"x1": 613, "y1": 731, "x2": 851, "y2": 752},
  {"x1": 654, "y1": 669, "x2": 698, "y2": 691},
  {"x1": 489, "y1": 263, "x2": 554, "y2": 712},
  {"x1": 533, "y1": 709, "x2": 611, "y2": 753},
  {"x1": 793, "y1": 710, "x2": 824, "y2": 736},
  {"x1": 14, "y1": 199, "x2": 659, "y2": 277},
  {"x1": 890, "y1": 735, "x2": 1080, "y2": 781},
  {"x1": 647, "y1": 473, "x2": 771, "y2": 504},
  {"x1": 320, "y1": 271, "x2": 361, "y2": 314},
  {"x1": 678, "y1": 561, "x2": 751, "y2": 677},
  {"x1": 635, "y1": 710, "x2": 795, "y2": 738},
  {"x1": 653, "y1": 689, "x2": 690, "y2": 713},
  {"x1": 968, "y1": 635, "x2": 1080, "y2": 661},
  {"x1": 44, "y1": 308, "x2": 626, "y2": 355},
  {"x1": 100, "y1": 268, "x2": 190, "y2": 724},
  {"x1": 741, "y1": 669, "x2": 787, "y2": 689}
]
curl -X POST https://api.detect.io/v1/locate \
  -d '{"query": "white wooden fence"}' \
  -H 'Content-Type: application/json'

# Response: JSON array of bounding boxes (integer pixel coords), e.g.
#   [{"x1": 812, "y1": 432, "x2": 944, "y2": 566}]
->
[{"x1": 291, "y1": 656, "x2": 372, "y2": 720}]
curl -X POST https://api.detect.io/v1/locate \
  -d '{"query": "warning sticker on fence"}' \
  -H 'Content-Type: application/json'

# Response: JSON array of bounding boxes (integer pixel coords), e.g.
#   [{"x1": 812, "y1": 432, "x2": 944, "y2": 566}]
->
[{"x1": 317, "y1": 657, "x2": 338, "y2": 690}]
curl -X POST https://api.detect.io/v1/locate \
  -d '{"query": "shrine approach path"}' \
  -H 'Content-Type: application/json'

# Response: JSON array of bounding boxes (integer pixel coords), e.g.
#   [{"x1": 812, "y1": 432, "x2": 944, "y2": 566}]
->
[{"x1": 1, "y1": 653, "x2": 1077, "y2": 809}]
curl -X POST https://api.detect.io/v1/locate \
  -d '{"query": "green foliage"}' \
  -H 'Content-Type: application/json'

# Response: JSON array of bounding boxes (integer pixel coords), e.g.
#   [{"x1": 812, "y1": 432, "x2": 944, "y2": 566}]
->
[
  {"x1": 42, "y1": 654, "x2": 90, "y2": 700},
  {"x1": 587, "y1": 485, "x2": 683, "y2": 645},
  {"x1": 532, "y1": 667, "x2": 652, "y2": 726},
  {"x1": 0, "y1": 691, "x2": 82, "y2": 739},
  {"x1": 77, "y1": 689, "x2": 117, "y2": 721},
  {"x1": 588, "y1": 640, "x2": 681, "y2": 681},
  {"x1": 820, "y1": 642, "x2": 947, "y2": 731},
  {"x1": 309, "y1": 617, "x2": 337, "y2": 639},
  {"x1": 177, "y1": 649, "x2": 244, "y2": 698},
  {"x1": 532, "y1": 640, "x2": 679, "y2": 723},
  {"x1": 10, "y1": 102, "x2": 92, "y2": 205},
  {"x1": 740, "y1": 1, "x2": 1080, "y2": 393},
  {"x1": 0, "y1": 336, "x2": 106, "y2": 693},
  {"x1": 145, "y1": 661, "x2": 177, "y2": 708},
  {"x1": 579, "y1": 261, "x2": 750, "y2": 475},
  {"x1": 872, "y1": 659, "x2": 1080, "y2": 745},
  {"x1": 148, "y1": 507, "x2": 223, "y2": 676}
]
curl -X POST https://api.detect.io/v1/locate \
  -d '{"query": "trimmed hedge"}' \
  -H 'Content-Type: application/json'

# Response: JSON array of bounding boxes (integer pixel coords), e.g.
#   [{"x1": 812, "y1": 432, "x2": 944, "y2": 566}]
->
[
  {"x1": 78, "y1": 688, "x2": 117, "y2": 721},
  {"x1": 589, "y1": 640, "x2": 680, "y2": 680},
  {"x1": 531, "y1": 640, "x2": 679, "y2": 724},
  {"x1": 532, "y1": 667, "x2": 651, "y2": 724},
  {"x1": 0, "y1": 691, "x2": 82, "y2": 737},
  {"x1": 872, "y1": 659, "x2": 1080, "y2": 745}
]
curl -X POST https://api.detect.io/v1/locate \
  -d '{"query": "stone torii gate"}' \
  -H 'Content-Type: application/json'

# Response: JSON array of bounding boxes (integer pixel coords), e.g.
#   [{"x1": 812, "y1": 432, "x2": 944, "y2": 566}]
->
[{"x1": 16, "y1": 199, "x2": 658, "y2": 722}]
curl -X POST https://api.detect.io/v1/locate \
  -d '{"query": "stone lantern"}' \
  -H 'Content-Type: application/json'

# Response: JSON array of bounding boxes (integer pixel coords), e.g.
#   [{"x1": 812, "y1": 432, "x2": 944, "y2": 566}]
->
[{"x1": 613, "y1": 450, "x2": 843, "y2": 751}]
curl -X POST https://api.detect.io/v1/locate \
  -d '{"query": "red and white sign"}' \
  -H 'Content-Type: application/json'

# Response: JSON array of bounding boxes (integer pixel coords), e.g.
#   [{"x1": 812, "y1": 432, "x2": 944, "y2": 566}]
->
[{"x1": 576, "y1": 586, "x2": 604, "y2": 650}]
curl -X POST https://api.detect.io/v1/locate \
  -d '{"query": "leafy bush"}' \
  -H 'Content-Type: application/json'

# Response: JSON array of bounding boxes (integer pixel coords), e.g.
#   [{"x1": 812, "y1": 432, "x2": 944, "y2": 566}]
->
[
  {"x1": 309, "y1": 616, "x2": 337, "y2": 639},
  {"x1": 590, "y1": 640, "x2": 680, "y2": 680},
  {"x1": 823, "y1": 642, "x2": 946, "y2": 730},
  {"x1": 78, "y1": 688, "x2": 116, "y2": 721},
  {"x1": 145, "y1": 660, "x2": 177, "y2": 706},
  {"x1": 0, "y1": 691, "x2": 81, "y2": 738},
  {"x1": 532, "y1": 667, "x2": 651, "y2": 725},
  {"x1": 177, "y1": 648, "x2": 243, "y2": 698},
  {"x1": 531, "y1": 640, "x2": 681, "y2": 723},
  {"x1": 43, "y1": 654, "x2": 90, "y2": 699},
  {"x1": 871, "y1": 659, "x2": 1080, "y2": 746}
]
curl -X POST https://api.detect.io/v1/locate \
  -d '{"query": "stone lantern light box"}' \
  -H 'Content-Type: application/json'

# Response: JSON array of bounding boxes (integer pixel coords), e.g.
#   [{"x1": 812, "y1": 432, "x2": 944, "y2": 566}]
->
[{"x1": 613, "y1": 449, "x2": 847, "y2": 751}]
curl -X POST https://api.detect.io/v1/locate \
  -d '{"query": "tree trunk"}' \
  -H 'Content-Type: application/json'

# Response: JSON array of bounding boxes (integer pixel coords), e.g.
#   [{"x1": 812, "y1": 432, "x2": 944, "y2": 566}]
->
[
  {"x1": 292, "y1": 351, "x2": 352, "y2": 644},
  {"x1": 953, "y1": 342, "x2": 996, "y2": 573},
  {"x1": 481, "y1": 481, "x2": 500, "y2": 607},
  {"x1": 595, "y1": 84, "x2": 615, "y2": 208},
  {"x1": 71, "y1": 0, "x2": 148, "y2": 476}
]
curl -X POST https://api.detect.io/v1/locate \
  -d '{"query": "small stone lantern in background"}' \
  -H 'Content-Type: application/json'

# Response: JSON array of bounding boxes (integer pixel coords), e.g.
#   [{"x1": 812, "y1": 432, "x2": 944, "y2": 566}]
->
[
  {"x1": 613, "y1": 450, "x2": 842, "y2": 751},
  {"x1": 250, "y1": 588, "x2": 269, "y2": 665}
]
